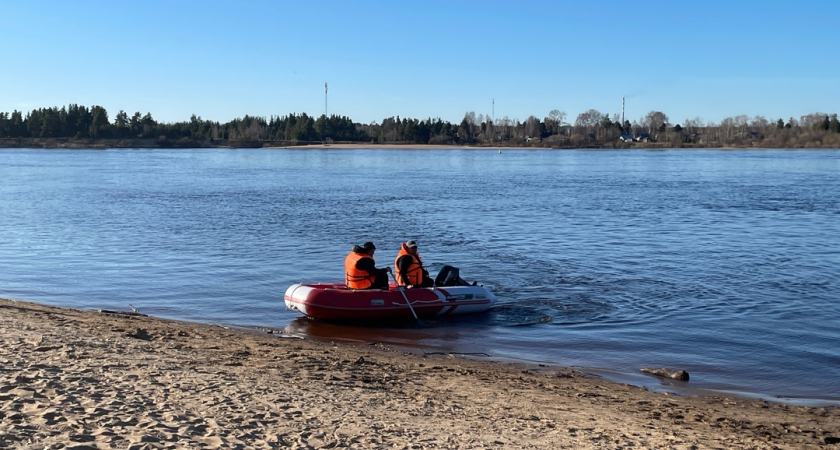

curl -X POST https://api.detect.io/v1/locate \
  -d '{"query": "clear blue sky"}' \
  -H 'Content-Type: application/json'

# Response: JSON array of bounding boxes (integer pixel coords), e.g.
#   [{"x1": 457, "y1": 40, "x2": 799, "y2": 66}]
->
[{"x1": 2, "y1": 0, "x2": 838, "y2": 126}]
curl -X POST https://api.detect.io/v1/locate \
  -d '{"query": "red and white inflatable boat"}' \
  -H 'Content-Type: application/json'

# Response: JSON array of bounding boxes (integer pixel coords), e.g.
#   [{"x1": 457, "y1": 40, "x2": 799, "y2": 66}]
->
[{"x1": 284, "y1": 282, "x2": 496, "y2": 321}]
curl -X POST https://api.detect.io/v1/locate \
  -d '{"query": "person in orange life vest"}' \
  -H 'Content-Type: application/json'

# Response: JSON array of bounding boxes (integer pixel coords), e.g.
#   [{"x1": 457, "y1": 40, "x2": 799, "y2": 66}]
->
[
  {"x1": 394, "y1": 240, "x2": 434, "y2": 288},
  {"x1": 344, "y1": 241, "x2": 389, "y2": 290}
]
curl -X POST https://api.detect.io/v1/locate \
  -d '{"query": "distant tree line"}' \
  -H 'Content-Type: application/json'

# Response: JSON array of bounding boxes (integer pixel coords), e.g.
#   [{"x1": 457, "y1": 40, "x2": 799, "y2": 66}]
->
[{"x1": 1, "y1": 104, "x2": 839, "y2": 148}]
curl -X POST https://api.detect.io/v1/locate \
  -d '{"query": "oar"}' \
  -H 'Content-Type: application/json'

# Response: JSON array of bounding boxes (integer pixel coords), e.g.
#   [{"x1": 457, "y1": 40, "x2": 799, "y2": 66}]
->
[{"x1": 387, "y1": 267, "x2": 420, "y2": 322}]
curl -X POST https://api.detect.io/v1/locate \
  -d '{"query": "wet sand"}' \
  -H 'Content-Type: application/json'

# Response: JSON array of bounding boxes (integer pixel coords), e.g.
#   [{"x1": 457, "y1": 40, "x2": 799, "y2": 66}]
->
[{"x1": 2, "y1": 298, "x2": 838, "y2": 449}]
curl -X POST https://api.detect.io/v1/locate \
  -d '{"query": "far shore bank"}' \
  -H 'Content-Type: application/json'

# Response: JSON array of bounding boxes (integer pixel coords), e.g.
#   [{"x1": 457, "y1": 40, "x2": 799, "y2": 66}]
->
[
  {"x1": 4, "y1": 137, "x2": 836, "y2": 150},
  {"x1": 2, "y1": 297, "x2": 838, "y2": 449}
]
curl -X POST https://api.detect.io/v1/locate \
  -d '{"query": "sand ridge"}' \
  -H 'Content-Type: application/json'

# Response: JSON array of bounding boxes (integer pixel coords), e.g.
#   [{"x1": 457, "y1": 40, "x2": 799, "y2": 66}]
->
[{"x1": 1, "y1": 298, "x2": 838, "y2": 449}]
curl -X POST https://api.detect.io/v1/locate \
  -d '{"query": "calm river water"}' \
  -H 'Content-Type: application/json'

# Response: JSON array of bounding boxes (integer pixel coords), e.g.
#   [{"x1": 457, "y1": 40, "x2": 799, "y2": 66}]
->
[{"x1": 1, "y1": 148, "x2": 838, "y2": 405}]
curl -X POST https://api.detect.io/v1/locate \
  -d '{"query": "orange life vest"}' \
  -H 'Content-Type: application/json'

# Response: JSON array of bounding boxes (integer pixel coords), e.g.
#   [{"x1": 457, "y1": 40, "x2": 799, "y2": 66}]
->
[
  {"x1": 393, "y1": 245, "x2": 423, "y2": 286},
  {"x1": 345, "y1": 251, "x2": 375, "y2": 290}
]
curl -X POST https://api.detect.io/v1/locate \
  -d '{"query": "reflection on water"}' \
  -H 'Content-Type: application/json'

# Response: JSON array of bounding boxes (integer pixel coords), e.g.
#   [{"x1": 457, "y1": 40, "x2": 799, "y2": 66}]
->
[{"x1": 1, "y1": 148, "x2": 839, "y2": 405}]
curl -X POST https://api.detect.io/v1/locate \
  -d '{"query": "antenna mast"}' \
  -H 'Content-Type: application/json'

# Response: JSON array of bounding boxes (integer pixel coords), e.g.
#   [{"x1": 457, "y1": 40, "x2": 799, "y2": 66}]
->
[{"x1": 325, "y1": 82, "x2": 328, "y2": 118}]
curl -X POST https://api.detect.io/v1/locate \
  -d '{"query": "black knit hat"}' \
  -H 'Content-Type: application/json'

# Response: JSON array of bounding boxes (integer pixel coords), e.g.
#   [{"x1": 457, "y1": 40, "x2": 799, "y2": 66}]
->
[{"x1": 362, "y1": 241, "x2": 376, "y2": 251}]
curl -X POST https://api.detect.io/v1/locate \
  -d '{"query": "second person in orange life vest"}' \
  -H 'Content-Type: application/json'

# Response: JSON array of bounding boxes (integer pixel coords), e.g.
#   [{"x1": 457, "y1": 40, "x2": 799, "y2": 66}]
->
[
  {"x1": 394, "y1": 240, "x2": 434, "y2": 288},
  {"x1": 344, "y1": 241, "x2": 389, "y2": 290}
]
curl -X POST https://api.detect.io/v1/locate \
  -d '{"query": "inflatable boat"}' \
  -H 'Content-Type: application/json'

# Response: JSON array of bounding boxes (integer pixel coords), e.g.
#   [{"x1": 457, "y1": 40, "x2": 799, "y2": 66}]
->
[{"x1": 284, "y1": 282, "x2": 496, "y2": 322}]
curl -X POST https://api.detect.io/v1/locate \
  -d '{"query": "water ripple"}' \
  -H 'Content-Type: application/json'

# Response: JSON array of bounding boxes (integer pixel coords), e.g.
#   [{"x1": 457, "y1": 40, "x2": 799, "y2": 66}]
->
[{"x1": 1, "y1": 148, "x2": 839, "y2": 404}]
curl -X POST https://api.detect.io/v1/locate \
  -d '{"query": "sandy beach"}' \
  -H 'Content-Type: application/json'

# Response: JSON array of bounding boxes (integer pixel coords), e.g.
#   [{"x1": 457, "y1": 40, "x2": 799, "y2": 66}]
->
[
  {"x1": 2, "y1": 298, "x2": 838, "y2": 449},
  {"x1": 268, "y1": 143, "x2": 523, "y2": 150}
]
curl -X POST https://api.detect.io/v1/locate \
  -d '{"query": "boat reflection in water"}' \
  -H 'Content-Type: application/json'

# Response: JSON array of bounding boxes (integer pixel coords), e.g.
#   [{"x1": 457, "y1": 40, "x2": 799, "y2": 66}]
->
[{"x1": 283, "y1": 313, "x2": 499, "y2": 359}]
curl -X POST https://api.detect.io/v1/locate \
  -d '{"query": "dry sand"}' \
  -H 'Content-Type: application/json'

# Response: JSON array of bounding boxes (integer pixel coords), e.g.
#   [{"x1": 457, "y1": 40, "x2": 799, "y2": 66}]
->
[{"x1": 2, "y1": 298, "x2": 838, "y2": 449}]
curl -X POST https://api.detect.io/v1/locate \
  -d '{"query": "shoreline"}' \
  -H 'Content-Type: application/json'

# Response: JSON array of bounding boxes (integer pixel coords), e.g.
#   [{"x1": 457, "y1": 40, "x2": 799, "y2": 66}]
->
[
  {"x1": 281, "y1": 318, "x2": 840, "y2": 408},
  {"x1": 269, "y1": 143, "x2": 525, "y2": 150},
  {"x1": 3, "y1": 137, "x2": 839, "y2": 151},
  {"x1": 2, "y1": 298, "x2": 838, "y2": 449}
]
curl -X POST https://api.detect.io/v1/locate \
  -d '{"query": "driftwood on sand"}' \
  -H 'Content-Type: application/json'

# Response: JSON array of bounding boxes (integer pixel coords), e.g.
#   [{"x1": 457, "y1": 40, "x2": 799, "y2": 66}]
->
[{"x1": 641, "y1": 367, "x2": 691, "y2": 381}]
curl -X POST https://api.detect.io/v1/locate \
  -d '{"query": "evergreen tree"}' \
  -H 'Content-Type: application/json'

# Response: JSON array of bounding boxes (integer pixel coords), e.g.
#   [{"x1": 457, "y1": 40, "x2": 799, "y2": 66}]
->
[
  {"x1": 74, "y1": 105, "x2": 92, "y2": 138},
  {"x1": 114, "y1": 110, "x2": 129, "y2": 138},
  {"x1": 130, "y1": 112, "x2": 142, "y2": 137},
  {"x1": 141, "y1": 113, "x2": 156, "y2": 137},
  {"x1": 0, "y1": 112, "x2": 8, "y2": 138},
  {"x1": 282, "y1": 115, "x2": 297, "y2": 141},
  {"x1": 10, "y1": 110, "x2": 24, "y2": 137},
  {"x1": 40, "y1": 107, "x2": 62, "y2": 137},
  {"x1": 90, "y1": 106, "x2": 109, "y2": 138},
  {"x1": 25, "y1": 109, "x2": 43, "y2": 137}
]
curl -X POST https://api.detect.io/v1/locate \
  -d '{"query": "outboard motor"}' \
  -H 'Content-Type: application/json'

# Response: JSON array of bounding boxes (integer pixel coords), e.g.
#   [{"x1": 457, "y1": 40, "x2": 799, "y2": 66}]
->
[{"x1": 435, "y1": 265, "x2": 470, "y2": 286}]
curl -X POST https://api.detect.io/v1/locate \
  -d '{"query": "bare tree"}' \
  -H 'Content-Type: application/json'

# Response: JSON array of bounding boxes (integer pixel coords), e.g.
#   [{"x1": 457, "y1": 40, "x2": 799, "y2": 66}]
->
[
  {"x1": 464, "y1": 111, "x2": 477, "y2": 126},
  {"x1": 512, "y1": 118, "x2": 524, "y2": 140},
  {"x1": 574, "y1": 109, "x2": 603, "y2": 128},
  {"x1": 247, "y1": 120, "x2": 262, "y2": 140},
  {"x1": 642, "y1": 111, "x2": 669, "y2": 133},
  {"x1": 462, "y1": 111, "x2": 478, "y2": 139},
  {"x1": 546, "y1": 109, "x2": 567, "y2": 134},
  {"x1": 720, "y1": 117, "x2": 735, "y2": 144},
  {"x1": 484, "y1": 115, "x2": 494, "y2": 143},
  {"x1": 750, "y1": 115, "x2": 769, "y2": 129},
  {"x1": 685, "y1": 117, "x2": 705, "y2": 128},
  {"x1": 524, "y1": 116, "x2": 541, "y2": 139},
  {"x1": 800, "y1": 112, "x2": 827, "y2": 129},
  {"x1": 499, "y1": 116, "x2": 512, "y2": 141}
]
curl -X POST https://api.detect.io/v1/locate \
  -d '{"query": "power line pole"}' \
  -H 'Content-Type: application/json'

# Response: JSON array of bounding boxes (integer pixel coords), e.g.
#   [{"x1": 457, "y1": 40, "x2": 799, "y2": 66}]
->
[
  {"x1": 622, "y1": 96, "x2": 625, "y2": 127},
  {"x1": 492, "y1": 98, "x2": 495, "y2": 142}
]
